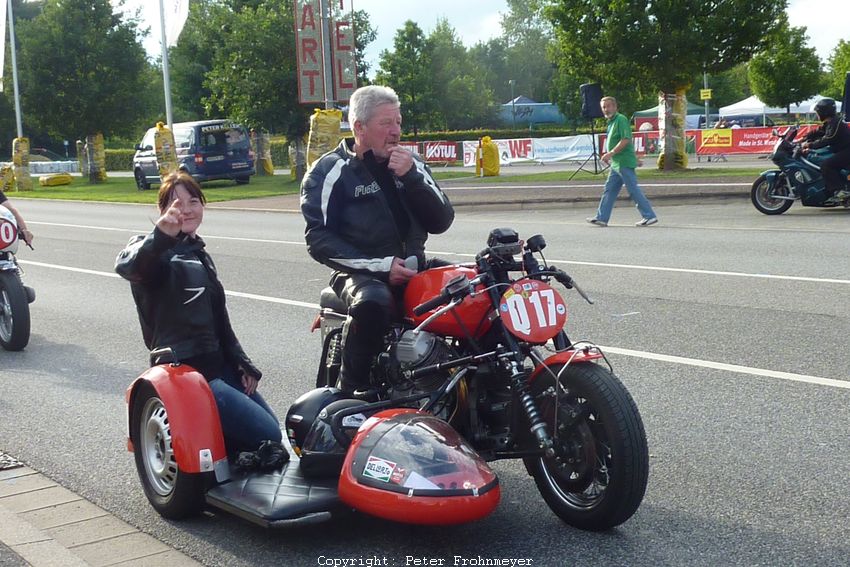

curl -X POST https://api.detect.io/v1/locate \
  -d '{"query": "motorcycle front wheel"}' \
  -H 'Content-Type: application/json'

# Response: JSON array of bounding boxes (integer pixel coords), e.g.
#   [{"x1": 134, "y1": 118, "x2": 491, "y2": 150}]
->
[
  {"x1": 131, "y1": 383, "x2": 206, "y2": 519},
  {"x1": 0, "y1": 271, "x2": 30, "y2": 351},
  {"x1": 751, "y1": 173, "x2": 793, "y2": 215},
  {"x1": 524, "y1": 362, "x2": 648, "y2": 531}
]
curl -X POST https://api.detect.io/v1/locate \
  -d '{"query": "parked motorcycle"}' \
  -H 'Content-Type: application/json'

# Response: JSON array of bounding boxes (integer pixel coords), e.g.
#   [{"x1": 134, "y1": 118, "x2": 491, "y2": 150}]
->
[
  {"x1": 751, "y1": 125, "x2": 850, "y2": 215},
  {"x1": 0, "y1": 204, "x2": 34, "y2": 351},
  {"x1": 313, "y1": 227, "x2": 649, "y2": 531}
]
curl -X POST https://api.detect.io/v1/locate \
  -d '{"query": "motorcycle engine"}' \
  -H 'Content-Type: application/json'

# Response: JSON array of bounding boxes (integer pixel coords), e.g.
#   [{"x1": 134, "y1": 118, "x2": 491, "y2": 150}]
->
[{"x1": 389, "y1": 330, "x2": 457, "y2": 419}]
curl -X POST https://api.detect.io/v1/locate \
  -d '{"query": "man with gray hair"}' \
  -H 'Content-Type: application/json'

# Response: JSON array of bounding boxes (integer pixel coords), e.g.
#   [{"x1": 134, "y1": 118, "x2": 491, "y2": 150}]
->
[{"x1": 301, "y1": 85, "x2": 454, "y2": 395}]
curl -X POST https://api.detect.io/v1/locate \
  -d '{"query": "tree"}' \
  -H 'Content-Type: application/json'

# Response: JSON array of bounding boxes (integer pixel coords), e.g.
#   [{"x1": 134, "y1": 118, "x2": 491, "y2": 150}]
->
[
  {"x1": 15, "y1": 0, "x2": 153, "y2": 144},
  {"x1": 500, "y1": 0, "x2": 554, "y2": 103},
  {"x1": 375, "y1": 21, "x2": 433, "y2": 137},
  {"x1": 749, "y1": 25, "x2": 823, "y2": 112},
  {"x1": 824, "y1": 40, "x2": 850, "y2": 100},
  {"x1": 686, "y1": 64, "x2": 751, "y2": 110},
  {"x1": 545, "y1": 0, "x2": 786, "y2": 169},
  {"x1": 351, "y1": 9, "x2": 377, "y2": 86},
  {"x1": 203, "y1": 0, "x2": 309, "y2": 137}
]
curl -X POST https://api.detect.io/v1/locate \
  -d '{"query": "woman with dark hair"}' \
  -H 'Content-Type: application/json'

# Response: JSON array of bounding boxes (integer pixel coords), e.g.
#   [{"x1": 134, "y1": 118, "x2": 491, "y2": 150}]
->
[{"x1": 115, "y1": 172, "x2": 281, "y2": 454}]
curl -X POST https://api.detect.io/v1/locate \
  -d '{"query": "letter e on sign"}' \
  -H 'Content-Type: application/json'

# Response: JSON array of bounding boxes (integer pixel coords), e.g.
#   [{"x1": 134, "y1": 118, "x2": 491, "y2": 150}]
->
[{"x1": 331, "y1": 0, "x2": 356, "y2": 102}]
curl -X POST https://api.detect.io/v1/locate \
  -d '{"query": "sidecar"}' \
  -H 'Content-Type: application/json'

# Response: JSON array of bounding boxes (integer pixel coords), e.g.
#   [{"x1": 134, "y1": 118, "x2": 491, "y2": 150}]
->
[{"x1": 125, "y1": 362, "x2": 500, "y2": 527}]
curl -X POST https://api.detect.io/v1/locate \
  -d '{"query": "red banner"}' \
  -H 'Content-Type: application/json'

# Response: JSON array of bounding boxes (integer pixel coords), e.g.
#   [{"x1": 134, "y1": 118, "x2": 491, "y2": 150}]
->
[
  {"x1": 695, "y1": 125, "x2": 818, "y2": 154},
  {"x1": 423, "y1": 141, "x2": 458, "y2": 163}
]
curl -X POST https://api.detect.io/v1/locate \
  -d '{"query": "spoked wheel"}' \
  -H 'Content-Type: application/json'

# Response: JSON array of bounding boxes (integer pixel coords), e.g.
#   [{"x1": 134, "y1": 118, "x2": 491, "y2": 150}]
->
[
  {"x1": 131, "y1": 383, "x2": 205, "y2": 519},
  {"x1": 0, "y1": 271, "x2": 30, "y2": 351},
  {"x1": 524, "y1": 362, "x2": 648, "y2": 531},
  {"x1": 751, "y1": 173, "x2": 793, "y2": 215}
]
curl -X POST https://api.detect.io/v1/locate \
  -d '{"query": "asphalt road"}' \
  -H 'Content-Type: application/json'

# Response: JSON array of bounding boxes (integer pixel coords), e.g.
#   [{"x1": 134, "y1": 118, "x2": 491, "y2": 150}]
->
[{"x1": 1, "y1": 197, "x2": 849, "y2": 567}]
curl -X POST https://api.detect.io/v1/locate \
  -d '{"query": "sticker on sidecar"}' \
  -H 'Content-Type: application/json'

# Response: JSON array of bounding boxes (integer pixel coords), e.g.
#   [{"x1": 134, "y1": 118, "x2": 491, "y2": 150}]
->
[{"x1": 363, "y1": 455, "x2": 396, "y2": 482}]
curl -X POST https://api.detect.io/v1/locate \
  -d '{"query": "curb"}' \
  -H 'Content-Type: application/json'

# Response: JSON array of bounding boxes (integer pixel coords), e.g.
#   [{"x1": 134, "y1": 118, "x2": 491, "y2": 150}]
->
[{"x1": 0, "y1": 464, "x2": 202, "y2": 567}]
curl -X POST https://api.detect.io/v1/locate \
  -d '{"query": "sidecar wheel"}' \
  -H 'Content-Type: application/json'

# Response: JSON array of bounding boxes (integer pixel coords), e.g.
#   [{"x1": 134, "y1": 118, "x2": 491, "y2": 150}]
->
[
  {"x1": 0, "y1": 271, "x2": 30, "y2": 351},
  {"x1": 751, "y1": 174, "x2": 793, "y2": 215},
  {"x1": 131, "y1": 383, "x2": 206, "y2": 519},
  {"x1": 524, "y1": 363, "x2": 648, "y2": 531}
]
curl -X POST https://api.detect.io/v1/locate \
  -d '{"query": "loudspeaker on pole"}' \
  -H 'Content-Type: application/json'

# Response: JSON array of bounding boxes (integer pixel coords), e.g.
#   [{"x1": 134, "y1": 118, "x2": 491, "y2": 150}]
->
[{"x1": 580, "y1": 83, "x2": 605, "y2": 119}]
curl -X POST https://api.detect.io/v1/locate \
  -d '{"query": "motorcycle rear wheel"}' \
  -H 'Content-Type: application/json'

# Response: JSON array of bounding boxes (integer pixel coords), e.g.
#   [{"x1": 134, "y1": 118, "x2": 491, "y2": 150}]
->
[
  {"x1": 751, "y1": 173, "x2": 793, "y2": 215},
  {"x1": 0, "y1": 271, "x2": 30, "y2": 351},
  {"x1": 131, "y1": 383, "x2": 206, "y2": 519},
  {"x1": 524, "y1": 362, "x2": 648, "y2": 531}
]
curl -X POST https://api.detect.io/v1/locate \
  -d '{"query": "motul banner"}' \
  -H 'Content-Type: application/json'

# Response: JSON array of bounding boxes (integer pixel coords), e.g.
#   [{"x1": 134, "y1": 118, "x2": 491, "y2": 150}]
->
[{"x1": 423, "y1": 141, "x2": 457, "y2": 163}]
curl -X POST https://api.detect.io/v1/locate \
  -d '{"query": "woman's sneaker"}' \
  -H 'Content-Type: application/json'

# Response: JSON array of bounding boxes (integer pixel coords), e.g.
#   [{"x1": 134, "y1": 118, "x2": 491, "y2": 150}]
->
[
  {"x1": 586, "y1": 217, "x2": 608, "y2": 227},
  {"x1": 636, "y1": 217, "x2": 658, "y2": 226}
]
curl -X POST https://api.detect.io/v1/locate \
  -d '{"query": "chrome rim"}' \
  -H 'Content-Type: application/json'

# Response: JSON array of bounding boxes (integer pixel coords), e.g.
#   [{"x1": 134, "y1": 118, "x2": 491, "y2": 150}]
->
[
  {"x1": 0, "y1": 289, "x2": 13, "y2": 342},
  {"x1": 140, "y1": 396, "x2": 177, "y2": 496},
  {"x1": 756, "y1": 179, "x2": 787, "y2": 210}
]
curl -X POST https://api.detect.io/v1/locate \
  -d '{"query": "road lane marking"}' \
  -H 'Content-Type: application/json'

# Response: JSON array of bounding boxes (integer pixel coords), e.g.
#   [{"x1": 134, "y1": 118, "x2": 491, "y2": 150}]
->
[{"x1": 20, "y1": 259, "x2": 850, "y2": 390}]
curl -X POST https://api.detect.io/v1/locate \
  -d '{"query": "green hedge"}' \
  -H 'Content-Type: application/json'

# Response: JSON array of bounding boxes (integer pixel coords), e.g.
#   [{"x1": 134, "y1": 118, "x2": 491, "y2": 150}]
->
[{"x1": 106, "y1": 149, "x2": 135, "y2": 171}]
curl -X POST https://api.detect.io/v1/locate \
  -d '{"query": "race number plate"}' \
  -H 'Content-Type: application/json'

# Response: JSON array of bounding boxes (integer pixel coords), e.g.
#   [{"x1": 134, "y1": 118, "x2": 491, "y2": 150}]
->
[
  {"x1": 0, "y1": 219, "x2": 17, "y2": 250},
  {"x1": 499, "y1": 279, "x2": 567, "y2": 343}
]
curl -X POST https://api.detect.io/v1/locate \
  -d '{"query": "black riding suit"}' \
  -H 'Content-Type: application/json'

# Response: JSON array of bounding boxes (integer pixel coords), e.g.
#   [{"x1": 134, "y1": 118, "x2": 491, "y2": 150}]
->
[
  {"x1": 301, "y1": 138, "x2": 454, "y2": 391},
  {"x1": 804, "y1": 116, "x2": 850, "y2": 196},
  {"x1": 115, "y1": 227, "x2": 261, "y2": 380}
]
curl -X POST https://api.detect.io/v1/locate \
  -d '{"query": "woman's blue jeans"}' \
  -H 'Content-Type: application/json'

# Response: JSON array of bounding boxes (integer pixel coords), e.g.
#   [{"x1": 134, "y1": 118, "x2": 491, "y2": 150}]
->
[
  {"x1": 595, "y1": 166, "x2": 656, "y2": 223},
  {"x1": 208, "y1": 366, "x2": 281, "y2": 453}
]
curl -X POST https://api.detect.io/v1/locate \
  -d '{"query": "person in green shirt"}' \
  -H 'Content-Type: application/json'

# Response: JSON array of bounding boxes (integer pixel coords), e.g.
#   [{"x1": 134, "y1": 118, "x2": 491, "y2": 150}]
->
[{"x1": 587, "y1": 96, "x2": 658, "y2": 227}]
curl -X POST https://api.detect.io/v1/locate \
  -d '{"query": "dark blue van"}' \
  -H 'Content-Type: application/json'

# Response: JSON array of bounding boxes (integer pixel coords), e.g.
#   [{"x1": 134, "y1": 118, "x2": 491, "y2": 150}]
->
[{"x1": 133, "y1": 119, "x2": 256, "y2": 190}]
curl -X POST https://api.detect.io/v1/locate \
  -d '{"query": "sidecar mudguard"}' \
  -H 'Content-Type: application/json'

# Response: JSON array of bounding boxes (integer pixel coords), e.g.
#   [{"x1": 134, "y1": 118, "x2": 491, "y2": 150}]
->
[{"x1": 125, "y1": 364, "x2": 228, "y2": 477}]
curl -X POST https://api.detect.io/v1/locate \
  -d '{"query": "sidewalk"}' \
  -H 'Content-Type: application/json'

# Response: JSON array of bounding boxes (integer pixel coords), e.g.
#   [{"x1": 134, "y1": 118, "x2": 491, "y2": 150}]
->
[{"x1": 0, "y1": 454, "x2": 202, "y2": 567}]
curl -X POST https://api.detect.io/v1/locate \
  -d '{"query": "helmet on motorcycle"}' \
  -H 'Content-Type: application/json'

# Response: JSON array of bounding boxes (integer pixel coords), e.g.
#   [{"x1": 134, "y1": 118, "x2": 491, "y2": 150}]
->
[
  {"x1": 284, "y1": 387, "x2": 347, "y2": 456},
  {"x1": 337, "y1": 409, "x2": 501, "y2": 525},
  {"x1": 814, "y1": 98, "x2": 837, "y2": 120},
  {"x1": 299, "y1": 399, "x2": 371, "y2": 478}
]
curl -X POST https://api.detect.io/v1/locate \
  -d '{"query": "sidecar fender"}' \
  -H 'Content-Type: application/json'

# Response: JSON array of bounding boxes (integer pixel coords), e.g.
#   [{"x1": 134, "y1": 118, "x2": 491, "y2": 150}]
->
[
  {"x1": 529, "y1": 349, "x2": 604, "y2": 383},
  {"x1": 125, "y1": 364, "x2": 227, "y2": 475}
]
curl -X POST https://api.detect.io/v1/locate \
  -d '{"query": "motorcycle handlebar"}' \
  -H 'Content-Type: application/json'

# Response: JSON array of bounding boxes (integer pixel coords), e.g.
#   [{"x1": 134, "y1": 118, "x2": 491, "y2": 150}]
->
[{"x1": 412, "y1": 292, "x2": 451, "y2": 316}]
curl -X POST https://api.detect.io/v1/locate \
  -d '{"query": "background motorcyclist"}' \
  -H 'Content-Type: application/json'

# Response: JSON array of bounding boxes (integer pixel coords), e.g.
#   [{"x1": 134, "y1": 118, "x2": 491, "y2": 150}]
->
[
  {"x1": 0, "y1": 190, "x2": 34, "y2": 247},
  {"x1": 801, "y1": 98, "x2": 850, "y2": 199},
  {"x1": 301, "y1": 85, "x2": 454, "y2": 396}
]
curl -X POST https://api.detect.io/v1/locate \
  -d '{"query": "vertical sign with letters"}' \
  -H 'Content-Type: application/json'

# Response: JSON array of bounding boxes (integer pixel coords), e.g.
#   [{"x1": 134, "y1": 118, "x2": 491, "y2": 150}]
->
[
  {"x1": 294, "y1": 0, "x2": 325, "y2": 104},
  {"x1": 330, "y1": 0, "x2": 356, "y2": 103}
]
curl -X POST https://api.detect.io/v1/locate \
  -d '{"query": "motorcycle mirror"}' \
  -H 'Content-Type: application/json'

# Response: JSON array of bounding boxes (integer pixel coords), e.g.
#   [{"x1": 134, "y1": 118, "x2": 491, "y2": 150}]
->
[{"x1": 525, "y1": 234, "x2": 546, "y2": 253}]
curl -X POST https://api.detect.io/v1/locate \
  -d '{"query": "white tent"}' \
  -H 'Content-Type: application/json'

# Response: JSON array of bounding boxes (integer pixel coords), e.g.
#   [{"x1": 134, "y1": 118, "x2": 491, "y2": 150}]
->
[
  {"x1": 719, "y1": 95, "x2": 785, "y2": 117},
  {"x1": 788, "y1": 94, "x2": 842, "y2": 114},
  {"x1": 721, "y1": 94, "x2": 842, "y2": 116}
]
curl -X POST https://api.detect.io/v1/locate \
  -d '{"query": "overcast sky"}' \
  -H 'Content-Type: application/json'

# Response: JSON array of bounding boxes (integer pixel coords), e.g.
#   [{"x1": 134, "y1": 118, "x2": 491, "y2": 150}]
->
[{"x1": 118, "y1": 0, "x2": 846, "y2": 75}]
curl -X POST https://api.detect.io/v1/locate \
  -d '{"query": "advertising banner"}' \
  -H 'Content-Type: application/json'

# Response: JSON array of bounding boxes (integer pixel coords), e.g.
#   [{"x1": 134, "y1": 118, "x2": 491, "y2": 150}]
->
[
  {"x1": 532, "y1": 135, "x2": 595, "y2": 162},
  {"x1": 399, "y1": 142, "x2": 419, "y2": 155},
  {"x1": 423, "y1": 141, "x2": 457, "y2": 163},
  {"x1": 695, "y1": 125, "x2": 818, "y2": 155}
]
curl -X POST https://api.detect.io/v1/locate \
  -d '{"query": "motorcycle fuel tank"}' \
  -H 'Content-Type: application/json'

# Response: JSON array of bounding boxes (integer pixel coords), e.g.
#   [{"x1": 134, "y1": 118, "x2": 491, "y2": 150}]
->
[
  {"x1": 338, "y1": 409, "x2": 501, "y2": 525},
  {"x1": 403, "y1": 266, "x2": 492, "y2": 337}
]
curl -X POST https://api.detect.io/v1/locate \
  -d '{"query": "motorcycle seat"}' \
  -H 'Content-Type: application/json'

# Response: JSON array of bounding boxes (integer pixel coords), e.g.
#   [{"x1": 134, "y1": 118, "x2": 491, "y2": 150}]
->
[
  {"x1": 205, "y1": 446, "x2": 344, "y2": 528},
  {"x1": 320, "y1": 286, "x2": 348, "y2": 314}
]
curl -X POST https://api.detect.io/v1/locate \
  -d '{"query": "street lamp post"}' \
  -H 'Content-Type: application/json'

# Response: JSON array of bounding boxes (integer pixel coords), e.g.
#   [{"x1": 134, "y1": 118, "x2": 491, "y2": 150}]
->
[{"x1": 509, "y1": 79, "x2": 516, "y2": 128}]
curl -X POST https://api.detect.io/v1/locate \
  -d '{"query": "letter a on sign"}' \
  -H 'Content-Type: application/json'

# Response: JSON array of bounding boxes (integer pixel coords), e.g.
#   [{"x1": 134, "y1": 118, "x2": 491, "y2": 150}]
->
[{"x1": 295, "y1": 0, "x2": 325, "y2": 103}]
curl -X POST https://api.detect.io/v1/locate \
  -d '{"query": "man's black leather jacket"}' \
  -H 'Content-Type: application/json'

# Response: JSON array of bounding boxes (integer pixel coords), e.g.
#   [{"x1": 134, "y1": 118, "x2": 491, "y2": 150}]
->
[
  {"x1": 804, "y1": 115, "x2": 850, "y2": 152},
  {"x1": 300, "y1": 139, "x2": 454, "y2": 279},
  {"x1": 115, "y1": 227, "x2": 261, "y2": 378}
]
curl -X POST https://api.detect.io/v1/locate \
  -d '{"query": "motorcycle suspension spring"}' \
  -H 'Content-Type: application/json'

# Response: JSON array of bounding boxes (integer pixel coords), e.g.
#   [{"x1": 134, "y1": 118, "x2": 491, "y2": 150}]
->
[
  {"x1": 326, "y1": 329, "x2": 343, "y2": 367},
  {"x1": 517, "y1": 383, "x2": 555, "y2": 456}
]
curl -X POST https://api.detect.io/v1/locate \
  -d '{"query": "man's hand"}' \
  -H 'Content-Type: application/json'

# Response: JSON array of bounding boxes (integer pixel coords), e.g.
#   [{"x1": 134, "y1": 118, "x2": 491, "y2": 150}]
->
[
  {"x1": 601, "y1": 152, "x2": 613, "y2": 164},
  {"x1": 387, "y1": 145, "x2": 414, "y2": 176},
  {"x1": 239, "y1": 366, "x2": 259, "y2": 396},
  {"x1": 18, "y1": 228, "x2": 33, "y2": 247},
  {"x1": 389, "y1": 256, "x2": 416, "y2": 286},
  {"x1": 156, "y1": 199, "x2": 183, "y2": 237}
]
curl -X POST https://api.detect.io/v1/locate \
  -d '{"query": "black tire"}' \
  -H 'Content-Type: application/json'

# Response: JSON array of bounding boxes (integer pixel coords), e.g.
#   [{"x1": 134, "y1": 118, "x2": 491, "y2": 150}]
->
[
  {"x1": 235, "y1": 176, "x2": 251, "y2": 185},
  {"x1": 131, "y1": 383, "x2": 206, "y2": 519},
  {"x1": 134, "y1": 169, "x2": 150, "y2": 191},
  {"x1": 0, "y1": 271, "x2": 30, "y2": 351},
  {"x1": 524, "y1": 362, "x2": 648, "y2": 531},
  {"x1": 751, "y1": 173, "x2": 793, "y2": 215}
]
